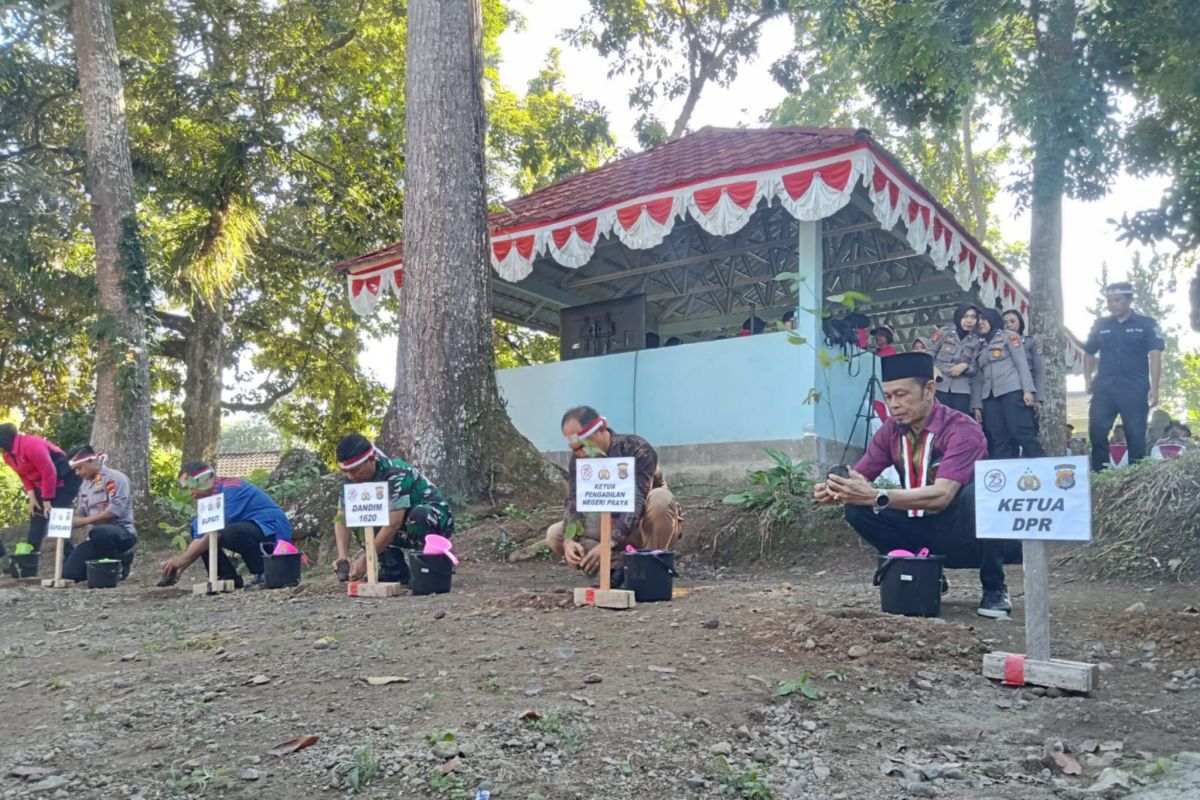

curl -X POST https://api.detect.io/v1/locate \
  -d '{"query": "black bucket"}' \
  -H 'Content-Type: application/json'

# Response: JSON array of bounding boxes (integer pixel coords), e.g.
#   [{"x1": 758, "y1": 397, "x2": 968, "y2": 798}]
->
[
  {"x1": 873, "y1": 554, "x2": 944, "y2": 617},
  {"x1": 9, "y1": 552, "x2": 40, "y2": 579},
  {"x1": 260, "y1": 543, "x2": 302, "y2": 589},
  {"x1": 624, "y1": 550, "x2": 677, "y2": 602},
  {"x1": 86, "y1": 559, "x2": 121, "y2": 589},
  {"x1": 407, "y1": 552, "x2": 454, "y2": 595}
]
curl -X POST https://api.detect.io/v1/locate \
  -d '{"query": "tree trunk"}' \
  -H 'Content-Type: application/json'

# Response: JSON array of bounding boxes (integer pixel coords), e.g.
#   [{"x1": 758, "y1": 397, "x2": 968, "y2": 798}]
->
[
  {"x1": 960, "y1": 98, "x2": 987, "y2": 242},
  {"x1": 380, "y1": 0, "x2": 553, "y2": 502},
  {"x1": 1027, "y1": 0, "x2": 1076, "y2": 458},
  {"x1": 181, "y1": 295, "x2": 224, "y2": 465},
  {"x1": 70, "y1": 0, "x2": 153, "y2": 511},
  {"x1": 669, "y1": 76, "x2": 707, "y2": 141}
]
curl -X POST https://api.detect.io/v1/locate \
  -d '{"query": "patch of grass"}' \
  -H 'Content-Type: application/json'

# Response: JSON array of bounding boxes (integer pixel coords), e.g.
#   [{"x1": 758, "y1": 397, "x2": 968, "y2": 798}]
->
[
  {"x1": 165, "y1": 765, "x2": 225, "y2": 795},
  {"x1": 45, "y1": 675, "x2": 69, "y2": 690},
  {"x1": 332, "y1": 742, "x2": 379, "y2": 793},
  {"x1": 428, "y1": 771, "x2": 471, "y2": 799},
  {"x1": 425, "y1": 730, "x2": 457, "y2": 744},
  {"x1": 822, "y1": 668, "x2": 848, "y2": 682},
  {"x1": 775, "y1": 673, "x2": 819, "y2": 700},
  {"x1": 714, "y1": 757, "x2": 775, "y2": 800},
  {"x1": 489, "y1": 529, "x2": 523, "y2": 560},
  {"x1": 481, "y1": 677, "x2": 506, "y2": 695},
  {"x1": 1144, "y1": 757, "x2": 1173, "y2": 777},
  {"x1": 179, "y1": 634, "x2": 230, "y2": 652},
  {"x1": 524, "y1": 709, "x2": 581, "y2": 752},
  {"x1": 422, "y1": 692, "x2": 441, "y2": 704},
  {"x1": 81, "y1": 702, "x2": 107, "y2": 722},
  {"x1": 475, "y1": 651, "x2": 504, "y2": 662},
  {"x1": 500, "y1": 503, "x2": 528, "y2": 519}
]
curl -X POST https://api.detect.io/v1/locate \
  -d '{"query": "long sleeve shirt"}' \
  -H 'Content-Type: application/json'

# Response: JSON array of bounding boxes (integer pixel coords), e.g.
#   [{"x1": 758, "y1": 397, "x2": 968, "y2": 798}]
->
[
  {"x1": 2, "y1": 434, "x2": 67, "y2": 499},
  {"x1": 564, "y1": 431, "x2": 666, "y2": 546},
  {"x1": 190, "y1": 477, "x2": 293, "y2": 541}
]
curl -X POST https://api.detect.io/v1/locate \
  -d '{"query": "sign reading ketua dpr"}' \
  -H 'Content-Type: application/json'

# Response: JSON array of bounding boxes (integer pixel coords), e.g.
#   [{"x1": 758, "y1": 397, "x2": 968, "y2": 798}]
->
[
  {"x1": 575, "y1": 457, "x2": 636, "y2": 514},
  {"x1": 343, "y1": 482, "x2": 389, "y2": 527},
  {"x1": 974, "y1": 456, "x2": 1091, "y2": 542}
]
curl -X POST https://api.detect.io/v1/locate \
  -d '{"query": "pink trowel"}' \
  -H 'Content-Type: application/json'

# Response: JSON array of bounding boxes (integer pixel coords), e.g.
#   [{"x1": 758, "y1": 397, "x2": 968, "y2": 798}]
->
[{"x1": 423, "y1": 534, "x2": 459, "y2": 566}]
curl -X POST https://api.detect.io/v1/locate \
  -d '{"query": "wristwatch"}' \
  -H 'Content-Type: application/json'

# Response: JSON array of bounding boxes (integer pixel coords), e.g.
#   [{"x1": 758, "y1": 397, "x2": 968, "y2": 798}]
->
[{"x1": 872, "y1": 490, "x2": 890, "y2": 515}]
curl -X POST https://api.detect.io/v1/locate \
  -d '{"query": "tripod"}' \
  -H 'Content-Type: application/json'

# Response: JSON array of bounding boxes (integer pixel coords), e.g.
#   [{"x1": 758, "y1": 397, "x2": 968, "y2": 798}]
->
[{"x1": 840, "y1": 352, "x2": 885, "y2": 465}]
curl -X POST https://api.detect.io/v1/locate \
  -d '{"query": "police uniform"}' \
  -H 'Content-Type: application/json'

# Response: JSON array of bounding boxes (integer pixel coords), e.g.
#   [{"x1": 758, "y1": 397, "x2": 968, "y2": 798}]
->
[
  {"x1": 929, "y1": 325, "x2": 981, "y2": 414},
  {"x1": 970, "y1": 332, "x2": 1044, "y2": 459},
  {"x1": 61, "y1": 464, "x2": 137, "y2": 582},
  {"x1": 1084, "y1": 311, "x2": 1165, "y2": 471},
  {"x1": 1023, "y1": 335, "x2": 1046, "y2": 401}
]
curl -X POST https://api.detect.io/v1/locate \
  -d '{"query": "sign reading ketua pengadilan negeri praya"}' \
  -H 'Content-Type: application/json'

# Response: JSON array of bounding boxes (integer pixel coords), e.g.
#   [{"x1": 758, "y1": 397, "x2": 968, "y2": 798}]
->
[
  {"x1": 575, "y1": 457, "x2": 636, "y2": 514},
  {"x1": 974, "y1": 456, "x2": 1091, "y2": 542}
]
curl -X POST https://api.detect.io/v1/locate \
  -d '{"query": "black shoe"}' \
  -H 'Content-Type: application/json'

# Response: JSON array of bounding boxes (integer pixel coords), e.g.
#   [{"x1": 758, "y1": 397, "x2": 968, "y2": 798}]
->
[
  {"x1": 243, "y1": 574, "x2": 267, "y2": 591},
  {"x1": 119, "y1": 548, "x2": 135, "y2": 581},
  {"x1": 940, "y1": 574, "x2": 950, "y2": 595},
  {"x1": 590, "y1": 569, "x2": 624, "y2": 590},
  {"x1": 977, "y1": 587, "x2": 1013, "y2": 618}
]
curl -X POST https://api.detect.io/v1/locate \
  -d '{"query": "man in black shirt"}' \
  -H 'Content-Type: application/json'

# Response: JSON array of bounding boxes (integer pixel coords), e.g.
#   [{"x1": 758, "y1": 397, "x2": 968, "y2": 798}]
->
[{"x1": 1084, "y1": 282, "x2": 1166, "y2": 471}]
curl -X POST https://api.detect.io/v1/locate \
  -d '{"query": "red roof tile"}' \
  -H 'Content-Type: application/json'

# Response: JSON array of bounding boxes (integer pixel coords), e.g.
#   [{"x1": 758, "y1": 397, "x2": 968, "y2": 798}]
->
[{"x1": 334, "y1": 126, "x2": 862, "y2": 273}]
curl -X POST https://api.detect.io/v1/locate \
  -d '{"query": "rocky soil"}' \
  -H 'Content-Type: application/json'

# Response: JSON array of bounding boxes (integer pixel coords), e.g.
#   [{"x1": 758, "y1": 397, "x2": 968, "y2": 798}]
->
[{"x1": 2, "y1": 532, "x2": 1199, "y2": 800}]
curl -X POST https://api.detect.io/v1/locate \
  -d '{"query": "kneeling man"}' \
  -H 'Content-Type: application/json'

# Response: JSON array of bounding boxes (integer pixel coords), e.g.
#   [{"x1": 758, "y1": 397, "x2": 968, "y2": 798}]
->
[
  {"x1": 62, "y1": 447, "x2": 137, "y2": 582},
  {"x1": 160, "y1": 462, "x2": 293, "y2": 589},
  {"x1": 546, "y1": 406, "x2": 682, "y2": 586},
  {"x1": 814, "y1": 353, "x2": 1014, "y2": 618},
  {"x1": 332, "y1": 434, "x2": 454, "y2": 584}
]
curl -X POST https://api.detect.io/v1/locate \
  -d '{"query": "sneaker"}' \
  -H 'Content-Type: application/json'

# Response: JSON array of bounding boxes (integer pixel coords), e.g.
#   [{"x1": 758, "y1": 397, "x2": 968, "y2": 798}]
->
[
  {"x1": 120, "y1": 548, "x2": 135, "y2": 581},
  {"x1": 940, "y1": 574, "x2": 950, "y2": 595},
  {"x1": 977, "y1": 587, "x2": 1013, "y2": 618},
  {"x1": 243, "y1": 574, "x2": 268, "y2": 591}
]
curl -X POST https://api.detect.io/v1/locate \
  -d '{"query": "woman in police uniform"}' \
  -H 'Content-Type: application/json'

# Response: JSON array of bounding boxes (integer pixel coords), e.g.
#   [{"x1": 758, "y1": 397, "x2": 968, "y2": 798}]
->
[
  {"x1": 1003, "y1": 310, "x2": 1046, "y2": 418},
  {"x1": 970, "y1": 309, "x2": 1044, "y2": 459},
  {"x1": 928, "y1": 302, "x2": 982, "y2": 413}
]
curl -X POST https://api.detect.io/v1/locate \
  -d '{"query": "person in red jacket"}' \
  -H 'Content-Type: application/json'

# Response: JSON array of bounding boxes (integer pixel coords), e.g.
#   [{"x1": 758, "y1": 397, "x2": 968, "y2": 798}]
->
[{"x1": 0, "y1": 423, "x2": 84, "y2": 559}]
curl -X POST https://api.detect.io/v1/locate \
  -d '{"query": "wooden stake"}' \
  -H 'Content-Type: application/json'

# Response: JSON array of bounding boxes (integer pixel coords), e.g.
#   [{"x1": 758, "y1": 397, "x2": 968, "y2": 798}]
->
[
  {"x1": 365, "y1": 526, "x2": 379, "y2": 585},
  {"x1": 41, "y1": 537, "x2": 69, "y2": 588},
  {"x1": 191, "y1": 531, "x2": 235, "y2": 594},
  {"x1": 1022, "y1": 540, "x2": 1051, "y2": 661},
  {"x1": 599, "y1": 512, "x2": 612, "y2": 591}
]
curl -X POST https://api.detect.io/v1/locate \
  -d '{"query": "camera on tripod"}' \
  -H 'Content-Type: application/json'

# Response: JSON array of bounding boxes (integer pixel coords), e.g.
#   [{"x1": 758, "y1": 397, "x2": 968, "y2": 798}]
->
[{"x1": 822, "y1": 312, "x2": 870, "y2": 350}]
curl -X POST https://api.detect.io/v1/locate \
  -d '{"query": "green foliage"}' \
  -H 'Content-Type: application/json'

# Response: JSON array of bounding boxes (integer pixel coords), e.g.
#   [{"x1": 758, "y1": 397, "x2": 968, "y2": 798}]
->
[
  {"x1": 265, "y1": 465, "x2": 320, "y2": 503},
  {"x1": 489, "y1": 529, "x2": 522, "y2": 559},
  {"x1": 0, "y1": 471, "x2": 28, "y2": 529},
  {"x1": 493, "y1": 320, "x2": 559, "y2": 370},
  {"x1": 218, "y1": 417, "x2": 284, "y2": 453},
  {"x1": 427, "y1": 770, "x2": 471, "y2": 799},
  {"x1": 1179, "y1": 352, "x2": 1200, "y2": 427},
  {"x1": 714, "y1": 756, "x2": 776, "y2": 800},
  {"x1": 775, "y1": 673, "x2": 819, "y2": 700},
  {"x1": 723, "y1": 449, "x2": 815, "y2": 555},
  {"x1": 523, "y1": 709, "x2": 581, "y2": 752},
  {"x1": 332, "y1": 742, "x2": 379, "y2": 793}
]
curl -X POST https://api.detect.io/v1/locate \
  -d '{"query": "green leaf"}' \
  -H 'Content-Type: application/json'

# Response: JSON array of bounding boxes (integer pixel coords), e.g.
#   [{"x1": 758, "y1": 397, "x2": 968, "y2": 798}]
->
[
  {"x1": 564, "y1": 520, "x2": 584, "y2": 540},
  {"x1": 776, "y1": 674, "x2": 819, "y2": 700},
  {"x1": 817, "y1": 347, "x2": 833, "y2": 368},
  {"x1": 763, "y1": 447, "x2": 792, "y2": 469},
  {"x1": 786, "y1": 334, "x2": 808, "y2": 345},
  {"x1": 773, "y1": 271, "x2": 802, "y2": 283},
  {"x1": 826, "y1": 290, "x2": 872, "y2": 308}
]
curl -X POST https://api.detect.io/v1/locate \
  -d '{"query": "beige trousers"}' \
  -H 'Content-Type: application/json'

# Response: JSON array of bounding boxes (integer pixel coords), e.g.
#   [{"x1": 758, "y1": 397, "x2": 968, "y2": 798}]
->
[{"x1": 545, "y1": 487, "x2": 682, "y2": 571}]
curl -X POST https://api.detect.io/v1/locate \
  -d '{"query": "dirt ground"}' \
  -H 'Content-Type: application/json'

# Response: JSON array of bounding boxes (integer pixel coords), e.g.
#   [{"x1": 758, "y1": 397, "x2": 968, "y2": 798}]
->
[{"x1": 2, "y1": 522, "x2": 1199, "y2": 800}]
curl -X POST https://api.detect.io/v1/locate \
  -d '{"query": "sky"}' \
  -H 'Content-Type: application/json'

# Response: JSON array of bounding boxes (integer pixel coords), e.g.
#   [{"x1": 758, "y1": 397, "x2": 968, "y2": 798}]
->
[{"x1": 360, "y1": 0, "x2": 1195, "y2": 389}]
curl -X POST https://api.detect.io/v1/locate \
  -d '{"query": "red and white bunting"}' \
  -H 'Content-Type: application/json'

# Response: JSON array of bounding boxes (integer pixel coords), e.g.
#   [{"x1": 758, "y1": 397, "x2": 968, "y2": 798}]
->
[{"x1": 345, "y1": 141, "x2": 1082, "y2": 364}]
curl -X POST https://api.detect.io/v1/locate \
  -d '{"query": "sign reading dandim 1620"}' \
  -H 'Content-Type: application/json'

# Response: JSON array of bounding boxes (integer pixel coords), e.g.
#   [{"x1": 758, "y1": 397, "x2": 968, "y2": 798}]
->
[
  {"x1": 575, "y1": 457, "x2": 636, "y2": 514},
  {"x1": 974, "y1": 456, "x2": 1091, "y2": 542}
]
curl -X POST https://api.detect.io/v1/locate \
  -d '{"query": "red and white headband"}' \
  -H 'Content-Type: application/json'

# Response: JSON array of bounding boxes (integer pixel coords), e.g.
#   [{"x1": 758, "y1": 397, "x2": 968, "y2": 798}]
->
[
  {"x1": 68, "y1": 452, "x2": 107, "y2": 468},
  {"x1": 571, "y1": 416, "x2": 607, "y2": 443},
  {"x1": 338, "y1": 446, "x2": 382, "y2": 470}
]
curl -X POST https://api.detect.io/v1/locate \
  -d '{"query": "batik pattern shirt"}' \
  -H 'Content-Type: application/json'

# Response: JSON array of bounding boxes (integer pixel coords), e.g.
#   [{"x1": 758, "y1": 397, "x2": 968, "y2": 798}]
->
[{"x1": 564, "y1": 432, "x2": 666, "y2": 545}]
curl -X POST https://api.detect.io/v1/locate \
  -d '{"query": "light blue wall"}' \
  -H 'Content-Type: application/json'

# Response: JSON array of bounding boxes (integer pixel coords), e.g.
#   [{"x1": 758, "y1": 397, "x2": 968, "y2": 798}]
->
[{"x1": 497, "y1": 332, "x2": 819, "y2": 451}]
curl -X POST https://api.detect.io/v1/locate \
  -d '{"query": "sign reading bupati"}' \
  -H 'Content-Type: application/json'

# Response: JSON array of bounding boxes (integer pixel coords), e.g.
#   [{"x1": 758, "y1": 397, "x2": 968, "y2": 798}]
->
[
  {"x1": 47, "y1": 507, "x2": 74, "y2": 539},
  {"x1": 575, "y1": 457, "x2": 636, "y2": 514},
  {"x1": 975, "y1": 456, "x2": 1091, "y2": 542},
  {"x1": 343, "y1": 482, "x2": 389, "y2": 527},
  {"x1": 197, "y1": 493, "x2": 226, "y2": 534}
]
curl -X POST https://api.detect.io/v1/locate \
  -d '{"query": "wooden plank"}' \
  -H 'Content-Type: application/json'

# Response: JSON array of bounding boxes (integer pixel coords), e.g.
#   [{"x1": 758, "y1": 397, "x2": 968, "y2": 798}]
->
[
  {"x1": 40, "y1": 579, "x2": 70, "y2": 589},
  {"x1": 208, "y1": 532, "x2": 219, "y2": 585},
  {"x1": 573, "y1": 587, "x2": 636, "y2": 610},
  {"x1": 982, "y1": 652, "x2": 1099, "y2": 694},
  {"x1": 1023, "y1": 540, "x2": 1052, "y2": 660},
  {"x1": 364, "y1": 526, "x2": 379, "y2": 585},
  {"x1": 348, "y1": 581, "x2": 405, "y2": 598},
  {"x1": 192, "y1": 580, "x2": 237, "y2": 595},
  {"x1": 599, "y1": 512, "x2": 612, "y2": 592},
  {"x1": 53, "y1": 537, "x2": 64, "y2": 583}
]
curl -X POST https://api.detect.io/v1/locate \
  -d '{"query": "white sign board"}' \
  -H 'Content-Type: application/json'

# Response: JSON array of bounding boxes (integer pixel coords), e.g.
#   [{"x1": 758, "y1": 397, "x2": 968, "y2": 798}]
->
[
  {"x1": 343, "y1": 482, "x2": 390, "y2": 527},
  {"x1": 974, "y1": 456, "x2": 1091, "y2": 542},
  {"x1": 574, "y1": 457, "x2": 636, "y2": 514},
  {"x1": 47, "y1": 507, "x2": 74, "y2": 539},
  {"x1": 197, "y1": 493, "x2": 226, "y2": 535}
]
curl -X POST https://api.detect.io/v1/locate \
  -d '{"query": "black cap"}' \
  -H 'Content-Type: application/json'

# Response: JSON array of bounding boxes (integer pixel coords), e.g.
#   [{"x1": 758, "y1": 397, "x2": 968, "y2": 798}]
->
[
  {"x1": 881, "y1": 352, "x2": 935, "y2": 382},
  {"x1": 1104, "y1": 281, "x2": 1134, "y2": 296}
]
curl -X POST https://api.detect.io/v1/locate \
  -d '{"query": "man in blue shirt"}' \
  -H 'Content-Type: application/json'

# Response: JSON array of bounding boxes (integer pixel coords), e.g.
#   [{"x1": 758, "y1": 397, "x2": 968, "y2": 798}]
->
[
  {"x1": 1084, "y1": 282, "x2": 1166, "y2": 471},
  {"x1": 159, "y1": 461, "x2": 293, "y2": 589}
]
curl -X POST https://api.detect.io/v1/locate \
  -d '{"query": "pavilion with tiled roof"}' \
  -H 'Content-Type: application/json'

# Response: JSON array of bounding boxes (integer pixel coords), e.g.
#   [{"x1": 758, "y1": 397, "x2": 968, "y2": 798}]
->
[{"x1": 335, "y1": 126, "x2": 1079, "y2": 479}]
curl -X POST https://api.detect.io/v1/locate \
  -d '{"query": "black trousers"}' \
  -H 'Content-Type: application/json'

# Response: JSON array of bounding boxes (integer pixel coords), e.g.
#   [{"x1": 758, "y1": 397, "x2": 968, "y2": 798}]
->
[
  {"x1": 199, "y1": 521, "x2": 272, "y2": 585},
  {"x1": 27, "y1": 471, "x2": 83, "y2": 553},
  {"x1": 62, "y1": 525, "x2": 137, "y2": 582},
  {"x1": 936, "y1": 391, "x2": 972, "y2": 415},
  {"x1": 844, "y1": 484, "x2": 1012, "y2": 592},
  {"x1": 1089, "y1": 381, "x2": 1149, "y2": 471},
  {"x1": 983, "y1": 391, "x2": 1045, "y2": 459}
]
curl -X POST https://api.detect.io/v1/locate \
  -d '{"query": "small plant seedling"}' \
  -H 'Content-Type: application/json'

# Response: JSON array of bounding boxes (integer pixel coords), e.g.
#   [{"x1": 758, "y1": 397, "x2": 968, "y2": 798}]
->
[
  {"x1": 424, "y1": 730, "x2": 457, "y2": 744},
  {"x1": 775, "y1": 673, "x2": 819, "y2": 700},
  {"x1": 823, "y1": 668, "x2": 848, "y2": 682},
  {"x1": 46, "y1": 675, "x2": 69, "y2": 690},
  {"x1": 332, "y1": 742, "x2": 379, "y2": 793},
  {"x1": 714, "y1": 756, "x2": 776, "y2": 799}
]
